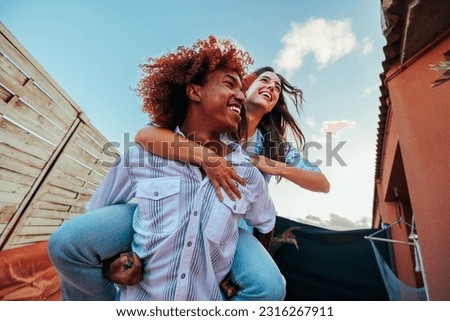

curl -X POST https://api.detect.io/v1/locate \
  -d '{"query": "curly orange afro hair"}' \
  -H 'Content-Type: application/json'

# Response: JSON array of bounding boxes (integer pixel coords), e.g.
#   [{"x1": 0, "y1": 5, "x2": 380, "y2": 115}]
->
[{"x1": 137, "y1": 36, "x2": 253, "y2": 129}]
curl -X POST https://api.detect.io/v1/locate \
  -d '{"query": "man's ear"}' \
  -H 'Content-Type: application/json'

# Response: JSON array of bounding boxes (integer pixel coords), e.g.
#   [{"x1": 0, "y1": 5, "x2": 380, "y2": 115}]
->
[{"x1": 186, "y1": 84, "x2": 201, "y2": 102}]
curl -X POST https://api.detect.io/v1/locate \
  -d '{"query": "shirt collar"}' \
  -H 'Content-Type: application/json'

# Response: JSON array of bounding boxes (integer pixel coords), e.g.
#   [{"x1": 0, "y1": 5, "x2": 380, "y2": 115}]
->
[{"x1": 174, "y1": 127, "x2": 251, "y2": 165}]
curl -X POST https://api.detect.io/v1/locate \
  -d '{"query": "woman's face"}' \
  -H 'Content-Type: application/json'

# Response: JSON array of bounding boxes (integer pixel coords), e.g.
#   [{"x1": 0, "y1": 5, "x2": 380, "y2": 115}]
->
[{"x1": 245, "y1": 71, "x2": 282, "y2": 114}]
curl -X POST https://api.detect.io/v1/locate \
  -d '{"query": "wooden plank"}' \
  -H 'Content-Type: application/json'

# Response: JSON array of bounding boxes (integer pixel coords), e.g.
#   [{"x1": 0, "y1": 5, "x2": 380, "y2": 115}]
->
[
  {"x1": 0, "y1": 179, "x2": 30, "y2": 194},
  {"x1": 73, "y1": 138, "x2": 120, "y2": 168},
  {"x1": 0, "y1": 25, "x2": 82, "y2": 116},
  {"x1": 51, "y1": 168, "x2": 86, "y2": 187},
  {"x1": 33, "y1": 200, "x2": 71, "y2": 212},
  {"x1": 54, "y1": 154, "x2": 103, "y2": 185},
  {"x1": 57, "y1": 153, "x2": 93, "y2": 175},
  {"x1": 0, "y1": 98, "x2": 64, "y2": 145},
  {"x1": 15, "y1": 225, "x2": 59, "y2": 235},
  {"x1": 0, "y1": 203, "x2": 19, "y2": 218},
  {"x1": 75, "y1": 128, "x2": 120, "y2": 164},
  {"x1": 47, "y1": 176, "x2": 93, "y2": 196},
  {"x1": 25, "y1": 82, "x2": 76, "y2": 128},
  {"x1": 0, "y1": 206, "x2": 17, "y2": 225},
  {"x1": 0, "y1": 143, "x2": 47, "y2": 170},
  {"x1": 69, "y1": 203, "x2": 87, "y2": 211},
  {"x1": 76, "y1": 194, "x2": 92, "y2": 203},
  {"x1": 73, "y1": 131, "x2": 104, "y2": 160},
  {"x1": 85, "y1": 181, "x2": 99, "y2": 190},
  {"x1": 0, "y1": 51, "x2": 28, "y2": 93},
  {"x1": 39, "y1": 192, "x2": 85, "y2": 208},
  {"x1": 0, "y1": 191, "x2": 26, "y2": 204},
  {"x1": 0, "y1": 118, "x2": 54, "y2": 160},
  {"x1": 29, "y1": 208, "x2": 80, "y2": 220},
  {"x1": 23, "y1": 217, "x2": 62, "y2": 226},
  {"x1": 0, "y1": 83, "x2": 14, "y2": 104},
  {"x1": 0, "y1": 212, "x2": 14, "y2": 225},
  {"x1": 94, "y1": 163, "x2": 109, "y2": 176},
  {"x1": 64, "y1": 141, "x2": 99, "y2": 169},
  {"x1": 41, "y1": 184, "x2": 78, "y2": 199},
  {"x1": 0, "y1": 167, "x2": 36, "y2": 185},
  {"x1": 81, "y1": 125, "x2": 119, "y2": 153},
  {"x1": 7, "y1": 234, "x2": 51, "y2": 247},
  {"x1": 86, "y1": 170, "x2": 104, "y2": 185},
  {"x1": 0, "y1": 53, "x2": 75, "y2": 130},
  {"x1": 1, "y1": 152, "x2": 42, "y2": 178}
]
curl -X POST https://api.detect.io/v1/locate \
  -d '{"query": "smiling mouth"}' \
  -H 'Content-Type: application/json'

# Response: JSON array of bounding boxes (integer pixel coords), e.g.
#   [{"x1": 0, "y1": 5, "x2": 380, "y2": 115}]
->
[
  {"x1": 228, "y1": 105, "x2": 241, "y2": 114},
  {"x1": 260, "y1": 92, "x2": 272, "y2": 101}
]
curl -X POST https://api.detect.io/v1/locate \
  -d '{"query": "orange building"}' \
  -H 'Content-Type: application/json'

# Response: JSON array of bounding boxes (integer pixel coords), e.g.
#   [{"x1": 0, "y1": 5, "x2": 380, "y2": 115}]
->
[{"x1": 373, "y1": 1, "x2": 450, "y2": 300}]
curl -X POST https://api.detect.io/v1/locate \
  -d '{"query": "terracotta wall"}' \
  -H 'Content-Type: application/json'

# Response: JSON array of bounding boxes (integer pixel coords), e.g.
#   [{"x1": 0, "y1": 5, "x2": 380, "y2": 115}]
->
[{"x1": 377, "y1": 36, "x2": 450, "y2": 300}]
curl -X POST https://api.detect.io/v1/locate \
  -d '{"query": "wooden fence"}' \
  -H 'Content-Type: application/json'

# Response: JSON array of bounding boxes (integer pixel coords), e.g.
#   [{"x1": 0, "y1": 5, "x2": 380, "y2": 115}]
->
[{"x1": 0, "y1": 23, "x2": 120, "y2": 250}]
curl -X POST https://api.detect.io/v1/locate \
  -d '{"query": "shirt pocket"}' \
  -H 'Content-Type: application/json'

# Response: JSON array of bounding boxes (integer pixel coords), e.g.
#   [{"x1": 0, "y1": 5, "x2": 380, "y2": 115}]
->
[
  {"x1": 135, "y1": 177, "x2": 181, "y2": 234},
  {"x1": 204, "y1": 196, "x2": 250, "y2": 245}
]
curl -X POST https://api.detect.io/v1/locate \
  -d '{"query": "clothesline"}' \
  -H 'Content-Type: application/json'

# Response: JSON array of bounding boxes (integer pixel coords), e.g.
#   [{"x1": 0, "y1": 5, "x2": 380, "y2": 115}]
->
[{"x1": 364, "y1": 235, "x2": 414, "y2": 246}]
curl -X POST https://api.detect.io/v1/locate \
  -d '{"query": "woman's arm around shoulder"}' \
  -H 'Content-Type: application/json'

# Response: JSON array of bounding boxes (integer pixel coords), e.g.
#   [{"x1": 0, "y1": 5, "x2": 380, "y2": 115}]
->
[
  {"x1": 135, "y1": 124, "x2": 246, "y2": 201},
  {"x1": 251, "y1": 143, "x2": 330, "y2": 193}
]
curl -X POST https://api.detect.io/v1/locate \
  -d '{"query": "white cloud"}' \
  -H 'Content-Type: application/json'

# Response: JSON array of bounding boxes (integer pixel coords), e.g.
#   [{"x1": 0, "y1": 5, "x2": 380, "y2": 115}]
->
[
  {"x1": 304, "y1": 116, "x2": 316, "y2": 128},
  {"x1": 360, "y1": 85, "x2": 377, "y2": 97},
  {"x1": 295, "y1": 214, "x2": 371, "y2": 230},
  {"x1": 274, "y1": 18, "x2": 357, "y2": 75},
  {"x1": 309, "y1": 74, "x2": 318, "y2": 83},
  {"x1": 361, "y1": 37, "x2": 374, "y2": 55}
]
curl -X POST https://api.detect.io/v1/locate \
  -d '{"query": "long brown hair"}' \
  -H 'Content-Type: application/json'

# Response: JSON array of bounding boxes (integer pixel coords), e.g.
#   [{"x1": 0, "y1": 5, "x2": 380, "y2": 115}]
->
[{"x1": 241, "y1": 67, "x2": 305, "y2": 171}]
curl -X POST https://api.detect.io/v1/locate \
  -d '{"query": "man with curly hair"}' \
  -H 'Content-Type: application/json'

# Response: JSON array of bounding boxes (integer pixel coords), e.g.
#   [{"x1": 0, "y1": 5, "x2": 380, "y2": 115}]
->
[{"x1": 49, "y1": 36, "x2": 283, "y2": 300}]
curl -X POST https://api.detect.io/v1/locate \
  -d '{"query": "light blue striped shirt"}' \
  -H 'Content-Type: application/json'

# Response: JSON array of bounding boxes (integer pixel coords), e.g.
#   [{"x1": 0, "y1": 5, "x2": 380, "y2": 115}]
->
[
  {"x1": 87, "y1": 134, "x2": 275, "y2": 301},
  {"x1": 243, "y1": 129, "x2": 321, "y2": 184}
]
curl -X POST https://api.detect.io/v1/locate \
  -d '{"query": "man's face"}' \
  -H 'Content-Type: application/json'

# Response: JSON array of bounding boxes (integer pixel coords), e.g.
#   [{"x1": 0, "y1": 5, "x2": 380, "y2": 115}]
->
[{"x1": 198, "y1": 69, "x2": 246, "y2": 133}]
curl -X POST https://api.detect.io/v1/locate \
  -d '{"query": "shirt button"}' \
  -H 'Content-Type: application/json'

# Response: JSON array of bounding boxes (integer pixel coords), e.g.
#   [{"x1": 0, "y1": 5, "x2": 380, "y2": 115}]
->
[
  {"x1": 193, "y1": 211, "x2": 198, "y2": 216},
  {"x1": 181, "y1": 273, "x2": 186, "y2": 279},
  {"x1": 154, "y1": 191, "x2": 159, "y2": 196},
  {"x1": 233, "y1": 205, "x2": 237, "y2": 210},
  {"x1": 187, "y1": 242, "x2": 192, "y2": 247}
]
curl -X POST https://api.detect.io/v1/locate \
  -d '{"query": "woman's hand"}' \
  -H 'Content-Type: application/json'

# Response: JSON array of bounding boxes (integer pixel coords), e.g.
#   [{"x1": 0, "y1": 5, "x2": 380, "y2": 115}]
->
[
  {"x1": 251, "y1": 155, "x2": 330, "y2": 193},
  {"x1": 250, "y1": 155, "x2": 283, "y2": 176},
  {"x1": 220, "y1": 272, "x2": 238, "y2": 299},
  {"x1": 103, "y1": 252, "x2": 143, "y2": 285},
  {"x1": 201, "y1": 155, "x2": 246, "y2": 202}
]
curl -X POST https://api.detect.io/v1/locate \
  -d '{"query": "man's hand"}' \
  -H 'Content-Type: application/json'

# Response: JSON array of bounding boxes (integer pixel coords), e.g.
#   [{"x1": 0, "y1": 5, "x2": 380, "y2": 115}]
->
[
  {"x1": 220, "y1": 272, "x2": 239, "y2": 299},
  {"x1": 103, "y1": 252, "x2": 143, "y2": 285}
]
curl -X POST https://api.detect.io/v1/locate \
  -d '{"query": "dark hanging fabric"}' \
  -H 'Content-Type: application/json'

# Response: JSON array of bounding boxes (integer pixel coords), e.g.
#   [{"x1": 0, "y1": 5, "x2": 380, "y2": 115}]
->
[{"x1": 272, "y1": 216, "x2": 390, "y2": 301}]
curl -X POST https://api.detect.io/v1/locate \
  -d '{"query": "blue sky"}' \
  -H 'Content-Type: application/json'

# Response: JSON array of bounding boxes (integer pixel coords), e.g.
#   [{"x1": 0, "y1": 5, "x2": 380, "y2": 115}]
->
[{"x1": 0, "y1": 0, "x2": 386, "y2": 228}]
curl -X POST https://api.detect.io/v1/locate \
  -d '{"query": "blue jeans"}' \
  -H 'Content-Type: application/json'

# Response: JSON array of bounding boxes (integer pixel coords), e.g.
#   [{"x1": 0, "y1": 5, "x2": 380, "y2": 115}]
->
[{"x1": 48, "y1": 204, "x2": 285, "y2": 301}]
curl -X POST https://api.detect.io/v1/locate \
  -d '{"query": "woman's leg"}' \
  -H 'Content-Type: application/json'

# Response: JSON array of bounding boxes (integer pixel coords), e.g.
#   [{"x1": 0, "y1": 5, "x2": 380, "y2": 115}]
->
[
  {"x1": 230, "y1": 228, "x2": 286, "y2": 301},
  {"x1": 47, "y1": 203, "x2": 136, "y2": 300}
]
